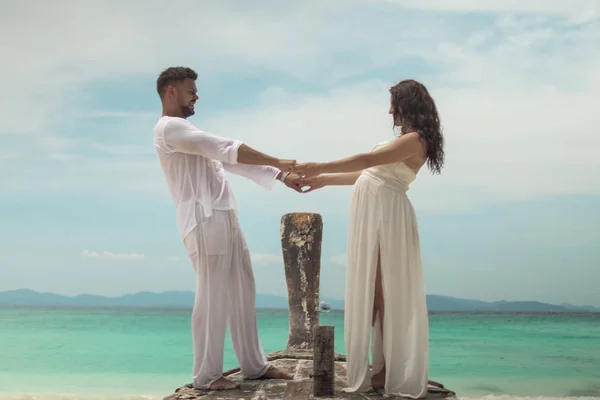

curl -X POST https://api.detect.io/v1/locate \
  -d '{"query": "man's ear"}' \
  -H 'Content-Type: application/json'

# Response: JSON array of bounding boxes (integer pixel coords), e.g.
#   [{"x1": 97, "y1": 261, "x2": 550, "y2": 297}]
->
[{"x1": 167, "y1": 85, "x2": 176, "y2": 98}]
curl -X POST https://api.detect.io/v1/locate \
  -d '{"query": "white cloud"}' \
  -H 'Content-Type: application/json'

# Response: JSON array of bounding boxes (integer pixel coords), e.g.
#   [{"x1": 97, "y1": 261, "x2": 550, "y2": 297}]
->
[
  {"x1": 49, "y1": 153, "x2": 82, "y2": 162},
  {"x1": 368, "y1": 0, "x2": 600, "y2": 17},
  {"x1": 1, "y1": 1, "x2": 599, "y2": 213},
  {"x1": 2, "y1": 1, "x2": 599, "y2": 307},
  {"x1": 77, "y1": 111, "x2": 155, "y2": 119},
  {"x1": 81, "y1": 250, "x2": 145, "y2": 260},
  {"x1": 329, "y1": 254, "x2": 347, "y2": 266},
  {"x1": 0, "y1": 151, "x2": 19, "y2": 162},
  {"x1": 39, "y1": 136, "x2": 78, "y2": 149},
  {"x1": 200, "y1": 81, "x2": 600, "y2": 211},
  {"x1": 90, "y1": 143, "x2": 155, "y2": 156}
]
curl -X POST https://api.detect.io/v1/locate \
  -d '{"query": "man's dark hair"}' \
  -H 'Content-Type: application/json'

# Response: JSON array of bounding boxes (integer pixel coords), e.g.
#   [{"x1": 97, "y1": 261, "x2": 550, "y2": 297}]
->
[{"x1": 156, "y1": 66, "x2": 198, "y2": 99}]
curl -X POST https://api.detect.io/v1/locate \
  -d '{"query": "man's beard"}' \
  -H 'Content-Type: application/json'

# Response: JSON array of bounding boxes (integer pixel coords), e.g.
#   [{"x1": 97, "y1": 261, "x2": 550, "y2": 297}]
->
[{"x1": 180, "y1": 104, "x2": 194, "y2": 117}]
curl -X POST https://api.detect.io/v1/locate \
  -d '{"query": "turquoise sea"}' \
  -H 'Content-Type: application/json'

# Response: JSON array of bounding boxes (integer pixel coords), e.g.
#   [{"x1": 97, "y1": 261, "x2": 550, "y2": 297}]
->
[{"x1": 1, "y1": 307, "x2": 599, "y2": 400}]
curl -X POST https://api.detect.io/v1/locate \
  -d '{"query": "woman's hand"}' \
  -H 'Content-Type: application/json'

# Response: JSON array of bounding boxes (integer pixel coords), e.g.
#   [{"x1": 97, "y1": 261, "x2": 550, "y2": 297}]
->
[{"x1": 300, "y1": 175, "x2": 327, "y2": 193}]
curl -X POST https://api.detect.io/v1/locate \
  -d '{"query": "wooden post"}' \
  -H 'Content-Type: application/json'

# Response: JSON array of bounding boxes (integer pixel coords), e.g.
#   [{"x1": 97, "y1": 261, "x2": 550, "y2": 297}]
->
[
  {"x1": 280, "y1": 213, "x2": 323, "y2": 350},
  {"x1": 313, "y1": 325, "x2": 335, "y2": 397}
]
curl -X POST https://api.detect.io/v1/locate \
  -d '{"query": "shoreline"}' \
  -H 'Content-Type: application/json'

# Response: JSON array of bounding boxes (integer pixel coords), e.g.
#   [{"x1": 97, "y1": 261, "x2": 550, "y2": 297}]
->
[
  {"x1": 1, "y1": 374, "x2": 599, "y2": 400},
  {"x1": 2, "y1": 305, "x2": 599, "y2": 315},
  {"x1": 1, "y1": 392, "x2": 599, "y2": 400}
]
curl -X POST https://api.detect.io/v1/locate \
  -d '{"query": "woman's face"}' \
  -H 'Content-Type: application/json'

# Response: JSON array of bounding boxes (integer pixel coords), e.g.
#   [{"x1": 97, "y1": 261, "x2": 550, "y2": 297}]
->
[{"x1": 389, "y1": 95, "x2": 402, "y2": 126}]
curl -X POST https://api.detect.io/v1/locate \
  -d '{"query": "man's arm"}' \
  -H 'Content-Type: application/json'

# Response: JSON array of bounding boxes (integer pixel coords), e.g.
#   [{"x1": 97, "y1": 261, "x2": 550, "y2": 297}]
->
[
  {"x1": 222, "y1": 163, "x2": 281, "y2": 190},
  {"x1": 236, "y1": 144, "x2": 295, "y2": 171},
  {"x1": 162, "y1": 118, "x2": 243, "y2": 164},
  {"x1": 222, "y1": 163, "x2": 303, "y2": 193},
  {"x1": 162, "y1": 119, "x2": 295, "y2": 170}
]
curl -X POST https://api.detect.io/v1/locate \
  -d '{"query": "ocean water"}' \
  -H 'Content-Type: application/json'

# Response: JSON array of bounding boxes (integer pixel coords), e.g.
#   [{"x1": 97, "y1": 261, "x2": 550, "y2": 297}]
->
[{"x1": 0, "y1": 307, "x2": 599, "y2": 400}]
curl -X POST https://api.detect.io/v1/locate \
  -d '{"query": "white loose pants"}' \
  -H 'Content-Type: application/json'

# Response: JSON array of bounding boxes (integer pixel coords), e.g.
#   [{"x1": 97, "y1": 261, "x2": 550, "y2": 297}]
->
[{"x1": 183, "y1": 209, "x2": 269, "y2": 389}]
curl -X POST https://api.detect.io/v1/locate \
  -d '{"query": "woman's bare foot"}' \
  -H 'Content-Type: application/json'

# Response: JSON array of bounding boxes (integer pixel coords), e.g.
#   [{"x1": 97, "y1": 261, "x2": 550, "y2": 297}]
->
[
  {"x1": 372, "y1": 368, "x2": 385, "y2": 389},
  {"x1": 260, "y1": 365, "x2": 294, "y2": 380},
  {"x1": 209, "y1": 376, "x2": 240, "y2": 390}
]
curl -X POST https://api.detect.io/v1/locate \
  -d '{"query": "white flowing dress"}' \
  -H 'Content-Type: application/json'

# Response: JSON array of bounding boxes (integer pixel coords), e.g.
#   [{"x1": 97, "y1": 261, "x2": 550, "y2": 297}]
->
[{"x1": 343, "y1": 140, "x2": 429, "y2": 398}]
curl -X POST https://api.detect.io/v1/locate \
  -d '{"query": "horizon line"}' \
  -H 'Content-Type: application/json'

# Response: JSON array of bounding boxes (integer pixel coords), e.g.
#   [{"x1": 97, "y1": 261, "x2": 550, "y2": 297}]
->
[{"x1": 2, "y1": 288, "x2": 599, "y2": 309}]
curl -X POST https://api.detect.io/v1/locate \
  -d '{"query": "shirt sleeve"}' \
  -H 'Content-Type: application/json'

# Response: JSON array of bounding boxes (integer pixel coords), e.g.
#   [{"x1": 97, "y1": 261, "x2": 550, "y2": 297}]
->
[
  {"x1": 222, "y1": 163, "x2": 281, "y2": 190},
  {"x1": 162, "y1": 118, "x2": 243, "y2": 164}
]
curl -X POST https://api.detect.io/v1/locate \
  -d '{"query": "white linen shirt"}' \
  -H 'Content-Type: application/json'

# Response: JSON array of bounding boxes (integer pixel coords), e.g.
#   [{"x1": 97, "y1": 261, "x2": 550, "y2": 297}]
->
[{"x1": 154, "y1": 116, "x2": 280, "y2": 240}]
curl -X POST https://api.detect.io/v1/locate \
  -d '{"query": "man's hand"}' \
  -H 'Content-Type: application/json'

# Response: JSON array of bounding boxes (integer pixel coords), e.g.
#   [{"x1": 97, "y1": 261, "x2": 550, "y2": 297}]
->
[
  {"x1": 300, "y1": 175, "x2": 327, "y2": 193},
  {"x1": 280, "y1": 173, "x2": 304, "y2": 193},
  {"x1": 275, "y1": 159, "x2": 297, "y2": 172},
  {"x1": 294, "y1": 162, "x2": 323, "y2": 178}
]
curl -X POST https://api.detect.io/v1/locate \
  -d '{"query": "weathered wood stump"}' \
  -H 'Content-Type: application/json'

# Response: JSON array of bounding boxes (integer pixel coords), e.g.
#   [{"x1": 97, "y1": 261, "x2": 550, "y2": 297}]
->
[
  {"x1": 163, "y1": 212, "x2": 457, "y2": 400},
  {"x1": 313, "y1": 325, "x2": 335, "y2": 397},
  {"x1": 280, "y1": 212, "x2": 323, "y2": 350}
]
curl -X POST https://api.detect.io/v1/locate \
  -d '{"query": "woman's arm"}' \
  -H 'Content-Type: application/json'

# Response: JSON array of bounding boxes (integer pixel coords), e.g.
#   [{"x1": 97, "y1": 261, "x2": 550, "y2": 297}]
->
[
  {"x1": 301, "y1": 171, "x2": 362, "y2": 193},
  {"x1": 296, "y1": 132, "x2": 422, "y2": 177},
  {"x1": 322, "y1": 171, "x2": 362, "y2": 186}
]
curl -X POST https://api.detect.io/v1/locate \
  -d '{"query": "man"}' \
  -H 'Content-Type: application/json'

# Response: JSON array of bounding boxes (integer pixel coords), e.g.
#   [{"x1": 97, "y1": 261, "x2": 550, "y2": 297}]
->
[{"x1": 153, "y1": 66, "x2": 299, "y2": 390}]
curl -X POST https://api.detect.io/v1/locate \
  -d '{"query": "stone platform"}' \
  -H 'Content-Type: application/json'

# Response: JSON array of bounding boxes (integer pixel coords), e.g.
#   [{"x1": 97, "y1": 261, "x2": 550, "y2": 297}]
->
[{"x1": 164, "y1": 351, "x2": 456, "y2": 400}]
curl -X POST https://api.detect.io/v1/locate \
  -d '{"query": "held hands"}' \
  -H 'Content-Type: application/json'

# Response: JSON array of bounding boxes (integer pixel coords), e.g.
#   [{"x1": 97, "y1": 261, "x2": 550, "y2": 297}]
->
[
  {"x1": 294, "y1": 162, "x2": 322, "y2": 178},
  {"x1": 294, "y1": 162, "x2": 326, "y2": 193},
  {"x1": 274, "y1": 158, "x2": 326, "y2": 193},
  {"x1": 274, "y1": 159, "x2": 323, "y2": 177},
  {"x1": 280, "y1": 173, "x2": 326, "y2": 193},
  {"x1": 281, "y1": 173, "x2": 304, "y2": 193}
]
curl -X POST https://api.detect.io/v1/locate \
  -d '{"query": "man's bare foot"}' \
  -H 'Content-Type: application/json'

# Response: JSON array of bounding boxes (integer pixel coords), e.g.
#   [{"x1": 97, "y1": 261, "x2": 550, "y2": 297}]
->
[
  {"x1": 260, "y1": 365, "x2": 294, "y2": 380},
  {"x1": 372, "y1": 368, "x2": 385, "y2": 389},
  {"x1": 209, "y1": 376, "x2": 240, "y2": 390}
]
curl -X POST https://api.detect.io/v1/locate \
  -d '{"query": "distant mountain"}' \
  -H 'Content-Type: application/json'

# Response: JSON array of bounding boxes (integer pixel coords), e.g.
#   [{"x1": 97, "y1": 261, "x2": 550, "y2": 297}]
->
[
  {"x1": 559, "y1": 302, "x2": 600, "y2": 313},
  {"x1": 424, "y1": 296, "x2": 582, "y2": 312},
  {"x1": 0, "y1": 289, "x2": 597, "y2": 312},
  {"x1": 0, "y1": 289, "x2": 344, "y2": 310}
]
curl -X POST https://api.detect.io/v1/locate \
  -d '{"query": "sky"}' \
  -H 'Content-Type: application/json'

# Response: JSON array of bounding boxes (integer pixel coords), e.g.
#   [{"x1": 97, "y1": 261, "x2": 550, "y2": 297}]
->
[{"x1": 1, "y1": 0, "x2": 599, "y2": 307}]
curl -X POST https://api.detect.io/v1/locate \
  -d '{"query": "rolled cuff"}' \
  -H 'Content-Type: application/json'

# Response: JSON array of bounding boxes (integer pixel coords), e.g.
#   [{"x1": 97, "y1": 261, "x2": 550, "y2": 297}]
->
[
  {"x1": 261, "y1": 167, "x2": 281, "y2": 190},
  {"x1": 226, "y1": 140, "x2": 244, "y2": 164}
]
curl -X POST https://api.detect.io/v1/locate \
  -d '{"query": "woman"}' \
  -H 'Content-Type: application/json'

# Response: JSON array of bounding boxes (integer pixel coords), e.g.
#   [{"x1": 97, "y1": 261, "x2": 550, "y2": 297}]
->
[{"x1": 295, "y1": 79, "x2": 444, "y2": 398}]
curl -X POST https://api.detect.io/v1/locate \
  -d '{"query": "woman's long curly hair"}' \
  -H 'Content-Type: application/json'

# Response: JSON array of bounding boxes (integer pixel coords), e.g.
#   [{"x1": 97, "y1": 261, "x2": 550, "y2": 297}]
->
[{"x1": 390, "y1": 79, "x2": 445, "y2": 175}]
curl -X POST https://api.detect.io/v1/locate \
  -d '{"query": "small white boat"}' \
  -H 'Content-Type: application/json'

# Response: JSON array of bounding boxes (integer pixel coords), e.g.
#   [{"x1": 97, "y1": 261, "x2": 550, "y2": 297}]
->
[{"x1": 319, "y1": 301, "x2": 332, "y2": 313}]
